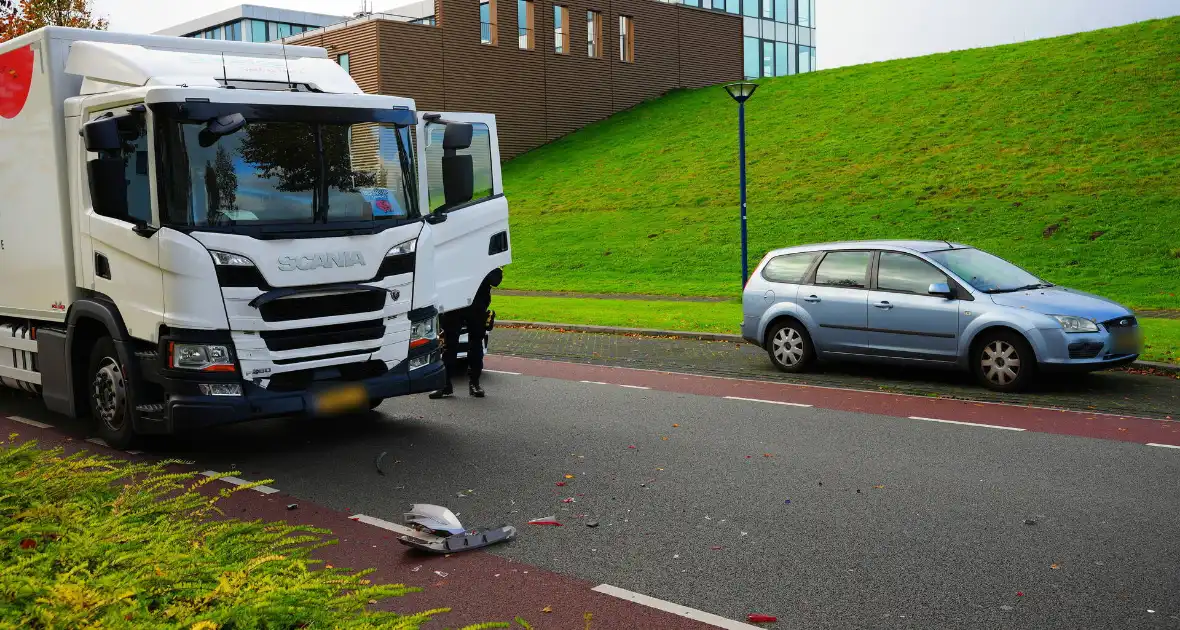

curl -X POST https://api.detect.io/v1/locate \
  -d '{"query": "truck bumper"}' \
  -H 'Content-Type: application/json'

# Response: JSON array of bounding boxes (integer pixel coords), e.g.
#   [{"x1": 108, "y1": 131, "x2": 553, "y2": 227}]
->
[{"x1": 141, "y1": 357, "x2": 446, "y2": 433}]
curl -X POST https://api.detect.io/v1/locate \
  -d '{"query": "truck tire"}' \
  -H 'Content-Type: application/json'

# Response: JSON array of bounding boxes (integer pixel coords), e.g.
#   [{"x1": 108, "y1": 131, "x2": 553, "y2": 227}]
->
[{"x1": 87, "y1": 337, "x2": 137, "y2": 449}]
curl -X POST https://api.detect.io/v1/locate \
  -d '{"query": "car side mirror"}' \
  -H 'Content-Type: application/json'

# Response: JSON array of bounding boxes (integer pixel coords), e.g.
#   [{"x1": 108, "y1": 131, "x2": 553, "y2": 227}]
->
[{"x1": 928, "y1": 282, "x2": 954, "y2": 298}]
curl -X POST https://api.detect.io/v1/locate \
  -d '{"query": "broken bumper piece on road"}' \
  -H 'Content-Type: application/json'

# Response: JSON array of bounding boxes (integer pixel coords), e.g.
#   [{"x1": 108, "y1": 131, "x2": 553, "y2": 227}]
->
[{"x1": 399, "y1": 503, "x2": 517, "y2": 554}]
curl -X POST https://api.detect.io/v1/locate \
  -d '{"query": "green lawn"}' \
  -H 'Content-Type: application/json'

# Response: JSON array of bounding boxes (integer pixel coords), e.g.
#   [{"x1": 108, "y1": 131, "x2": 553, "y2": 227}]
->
[
  {"x1": 501, "y1": 17, "x2": 1180, "y2": 310},
  {"x1": 494, "y1": 296, "x2": 1180, "y2": 365}
]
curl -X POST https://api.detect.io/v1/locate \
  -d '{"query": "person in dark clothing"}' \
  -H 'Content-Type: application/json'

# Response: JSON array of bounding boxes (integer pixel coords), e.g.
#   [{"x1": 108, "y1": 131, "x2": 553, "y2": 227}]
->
[{"x1": 430, "y1": 268, "x2": 502, "y2": 399}]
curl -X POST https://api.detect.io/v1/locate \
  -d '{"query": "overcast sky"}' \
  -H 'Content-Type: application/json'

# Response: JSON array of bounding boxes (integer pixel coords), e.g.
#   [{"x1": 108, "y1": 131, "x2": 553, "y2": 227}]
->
[{"x1": 95, "y1": 0, "x2": 1180, "y2": 69}]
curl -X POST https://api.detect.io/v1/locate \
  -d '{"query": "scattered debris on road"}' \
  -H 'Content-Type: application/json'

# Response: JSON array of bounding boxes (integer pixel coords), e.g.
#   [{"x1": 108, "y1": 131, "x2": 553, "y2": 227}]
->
[
  {"x1": 747, "y1": 613, "x2": 777, "y2": 623},
  {"x1": 286, "y1": 503, "x2": 298, "y2": 510},
  {"x1": 399, "y1": 504, "x2": 517, "y2": 554},
  {"x1": 375, "y1": 451, "x2": 388, "y2": 475},
  {"x1": 565, "y1": 474, "x2": 575, "y2": 479},
  {"x1": 542, "y1": 606, "x2": 553, "y2": 613},
  {"x1": 434, "y1": 570, "x2": 449, "y2": 578},
  {"x1": 528, "y1": 516, "x2": 563, "y2": 526},
  {"x1": 556, "y1": 481, "x2": 567, "y2": 486},
  {"x1": 586, "y1": 521, "x2": 599, "y2": 528}
]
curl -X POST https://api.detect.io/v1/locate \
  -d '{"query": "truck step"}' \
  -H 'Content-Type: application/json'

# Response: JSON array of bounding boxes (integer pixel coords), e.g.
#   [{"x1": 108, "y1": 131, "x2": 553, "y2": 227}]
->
[
  {"x1": 135, "y1": 403, "x2": 165, "y2": 414},
  {"x1": 134, "y1": 350, "x2": 159, "y2": 361}
]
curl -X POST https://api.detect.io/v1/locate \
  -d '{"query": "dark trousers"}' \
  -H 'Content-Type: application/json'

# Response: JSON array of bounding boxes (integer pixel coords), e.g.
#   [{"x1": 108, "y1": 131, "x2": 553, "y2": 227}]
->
[{"x1": 440, "y1": 306, "x2": 486, "y2": 383}]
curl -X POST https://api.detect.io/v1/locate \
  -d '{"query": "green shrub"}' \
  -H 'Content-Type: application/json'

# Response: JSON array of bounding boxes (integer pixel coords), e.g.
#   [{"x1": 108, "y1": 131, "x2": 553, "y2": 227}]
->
[{"x1": 0, "y1": 436, "x2": 512, "y2": 629}]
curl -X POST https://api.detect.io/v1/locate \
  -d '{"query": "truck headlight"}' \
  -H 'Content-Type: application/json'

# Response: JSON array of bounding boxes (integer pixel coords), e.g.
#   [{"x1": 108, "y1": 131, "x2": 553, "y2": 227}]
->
[
  {"x1": 1051, "y1": 315, "x2": 1099, "y2": 333},
  {"x1": 386, "y1": 239, "x2": 417, "y2": 257},
  {"x1": 210, "y1": 250, "x2": 256, "y2": 267},
  {"x1": 410, "y1": 315, "x2": 438, "y2": 349},
  {"x1": 170, "y1": 342, "x2": 236, "y2": 372}
]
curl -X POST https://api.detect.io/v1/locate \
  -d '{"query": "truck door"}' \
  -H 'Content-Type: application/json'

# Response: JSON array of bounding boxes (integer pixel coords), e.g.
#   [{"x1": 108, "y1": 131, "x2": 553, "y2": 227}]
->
[
  {"x1": 415, "y1": 113, "x2": 511, "y2": 313},
  {"x1": 81, "y1": 105, "x2": 165, "y2": 342}
]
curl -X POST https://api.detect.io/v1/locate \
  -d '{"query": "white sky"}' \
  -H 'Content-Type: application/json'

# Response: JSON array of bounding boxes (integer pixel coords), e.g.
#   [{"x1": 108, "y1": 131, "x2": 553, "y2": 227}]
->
[{"x1": 95, "y1": 0, "x2": 1180, "y2": 69}]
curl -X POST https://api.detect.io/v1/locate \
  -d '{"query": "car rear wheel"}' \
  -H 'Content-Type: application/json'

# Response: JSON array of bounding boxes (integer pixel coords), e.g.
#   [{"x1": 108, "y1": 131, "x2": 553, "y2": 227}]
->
[
  {"x1": 766, "y1": 320, "x2": 815, "y2": 373},
  {"x1": 973, "y1": 331, "x2": 1036, "y2": 392}
]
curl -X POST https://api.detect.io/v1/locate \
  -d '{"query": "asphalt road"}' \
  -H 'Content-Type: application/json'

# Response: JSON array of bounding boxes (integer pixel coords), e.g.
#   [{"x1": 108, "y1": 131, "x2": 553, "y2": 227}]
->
[{"x1": 22, "y1": 369, "x2": 1166, "y2": 629}]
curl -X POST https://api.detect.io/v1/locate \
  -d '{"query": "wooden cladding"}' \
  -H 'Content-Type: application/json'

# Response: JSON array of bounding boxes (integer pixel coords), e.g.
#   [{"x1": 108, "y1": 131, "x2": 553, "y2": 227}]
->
[{"x1": 289, "y1": 0, "x2": 742, "y2": 159}]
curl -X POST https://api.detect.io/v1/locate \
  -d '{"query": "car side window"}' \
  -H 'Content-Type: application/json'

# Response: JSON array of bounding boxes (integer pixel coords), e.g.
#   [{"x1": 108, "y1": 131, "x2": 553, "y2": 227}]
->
[
  {"x1": 877, "y1": 252, "x2": 948, "y2": 295},
  {"x1": 814, "y1": 251, "x2": 871, "y2": 288},
  {"x1": 761, "y1": 252, "x2": 819, "y2": 284}
]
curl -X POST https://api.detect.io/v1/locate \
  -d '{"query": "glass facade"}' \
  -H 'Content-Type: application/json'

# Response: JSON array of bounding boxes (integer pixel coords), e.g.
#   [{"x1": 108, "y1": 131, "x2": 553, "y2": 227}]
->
[
  {"x1": 668, "y1": 0, "x2": 817, "y2": 79},
  {"x1": 185, "y1": 18, "x2": 319, "y2": 42}
]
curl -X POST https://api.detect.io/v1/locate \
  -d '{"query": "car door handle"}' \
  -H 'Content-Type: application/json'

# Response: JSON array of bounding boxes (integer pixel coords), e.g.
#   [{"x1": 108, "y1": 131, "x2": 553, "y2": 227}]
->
[
  {"x1": 873, "y1": 301, "x2": 893, "y2": 310},
  {"x1": 803, "y1": 295, "x2": 821, "y2": 303}
]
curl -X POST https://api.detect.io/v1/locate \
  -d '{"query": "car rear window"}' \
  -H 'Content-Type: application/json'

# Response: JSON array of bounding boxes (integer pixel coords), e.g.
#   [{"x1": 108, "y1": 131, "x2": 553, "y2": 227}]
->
[
  {"x1": 761, "y1": 252, "x2": 819, "y2": 284},
  {"x1": 814, "y1": 251, "x2": 871, "y2": 288}
]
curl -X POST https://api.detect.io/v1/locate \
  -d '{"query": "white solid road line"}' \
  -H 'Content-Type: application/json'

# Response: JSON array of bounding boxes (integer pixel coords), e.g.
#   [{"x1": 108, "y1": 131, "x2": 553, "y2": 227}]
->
[
  {"x1": 908, "y1": 416, "x2": 1026, "y2": 431},
  {"x1": 200, "y1": 471, "x2": 280, "y2": 494},
  {"x1": 1147, "y1": 443, "x2": 1180, "y2": 450},
  {"x1": 8, "y1": 416, "x2": 52, "y2": 428},
  {"x1": 724, "y1": 396, "x2": 812, "y2": 408},
  {"x1": 579, "y1": 380, "x2": 650, "y2": 390},
  {"x1": 85, "y1": 437, "x2": 110, "y2": 447},
  {"x1": 348, "y1": 513, "x2": 434, "y2": 539},
  {"x1": 592, "y1": 584, "x2": 763, "y2": 629},
  {"x1": 483, "y1": 369, "x2": 522, "y2": 375}
]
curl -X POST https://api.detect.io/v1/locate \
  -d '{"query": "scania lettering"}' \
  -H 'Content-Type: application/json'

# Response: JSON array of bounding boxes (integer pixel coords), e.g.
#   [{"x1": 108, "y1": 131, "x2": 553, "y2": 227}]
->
[{"x1": 0, "y1": 27, "x2": 511, "y2": 447}]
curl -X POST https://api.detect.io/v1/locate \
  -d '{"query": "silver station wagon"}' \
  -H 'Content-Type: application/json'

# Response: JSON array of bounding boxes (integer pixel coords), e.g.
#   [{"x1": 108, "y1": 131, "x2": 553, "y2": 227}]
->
[{"x1": 741, "y1": 241, "x2": 1141, "y2": 392}]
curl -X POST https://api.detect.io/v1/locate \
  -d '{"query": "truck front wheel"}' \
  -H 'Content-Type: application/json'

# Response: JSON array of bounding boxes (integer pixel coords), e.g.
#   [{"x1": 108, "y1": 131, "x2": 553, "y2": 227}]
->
[{"x1": 87, "y1": 337, "x2": 137, "y2": 449}]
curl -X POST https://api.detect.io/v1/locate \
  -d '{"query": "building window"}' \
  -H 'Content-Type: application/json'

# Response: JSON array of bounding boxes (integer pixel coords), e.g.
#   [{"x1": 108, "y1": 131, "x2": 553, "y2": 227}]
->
[
  {"x1": 268, "y1": 21, "x2": 278, "y2": 41},
  {"x1": 774, "y1": 0, "x2": 787, "y2": 23},
  {"x1": 797, "y1": 0, "x2": 812, "y2": 27},
  {"x1": 554, "y1": 5, "x2": 569, "y2": 54},
  {"x1": 618, "y1": 15, "x2": 634, "y2": 62},
  {"x1": 726, "y1": 0, "x2": 739, "y2": 14},
  {"x1": 251, "y1": 19, "x2": 267, "y2": 42},
  {"x1": 742, "y1": 0, "x2": 756, "y2": 18},
  {"x1": 587, "y1": 10, "x2": 601, "y2": 58},
  {"x1": 480, "y1": 0, "x2": 498, "y2": 45},
  {"x1": 775, "y1": 41, "x2": 788, "y2": 76},
  {"x1": 277, "y1": 23, "x2": 292, "y2": 38},
  {"x1": 798, "y1": 44, "x2": 814, "y2": 72},
  {"x1": 518, "y1": 0, "x2": 534, "y2": 49},
  {"x1": 762, "y1": 40, "x2": 773, "y2": 77},
  {"x1": 743, "y1": 36, "x2": 758, "y2": 79},
  {"x1": 337, "y1": 53, "x2": 350, "y2": 74},
  {"x1": 762, "y1": 0, "x2": 773, "y2": 19}
]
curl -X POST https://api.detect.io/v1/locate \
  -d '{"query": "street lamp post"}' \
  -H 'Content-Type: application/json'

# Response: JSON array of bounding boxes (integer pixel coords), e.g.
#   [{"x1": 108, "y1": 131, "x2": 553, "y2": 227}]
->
[{"x1": 724, "y1": 82, "x2": 758, "y2": 288}]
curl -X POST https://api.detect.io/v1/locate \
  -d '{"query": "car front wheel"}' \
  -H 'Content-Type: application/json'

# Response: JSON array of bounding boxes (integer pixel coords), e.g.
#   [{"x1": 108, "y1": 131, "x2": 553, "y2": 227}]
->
[
  {"x1": 766, "y1": 320, "x2": 815, "y2": 373},
  {"x1": 973, "y1": 331, "x2": 1036, "y2": 392}
]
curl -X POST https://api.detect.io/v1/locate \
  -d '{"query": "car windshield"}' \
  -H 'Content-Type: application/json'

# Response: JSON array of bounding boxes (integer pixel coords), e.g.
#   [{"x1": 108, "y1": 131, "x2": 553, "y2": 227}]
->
[
  {"x1": 926, "y1": 247, "x2": 1050, "y2": 293},
  {"x1": 159, "y1": 115, "x2": 418, "y2": 227}
]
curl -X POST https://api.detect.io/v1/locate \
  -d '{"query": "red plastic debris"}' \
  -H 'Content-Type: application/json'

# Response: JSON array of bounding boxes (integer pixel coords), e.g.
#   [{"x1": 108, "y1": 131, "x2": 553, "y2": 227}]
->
[
  {"x1": 628, "y1": 445, "x2": 637, "y2": 449},
  {"x1": 528, "y1": 517, "x2": 562, "y2": 526},
  {"x1": 711, "y1": 545, "x2": 723, "y2": 550},
  {"x1": 1016, "y1": 592, "x2": 1024, "y2": 597},
  {"x1": 555, "y1": 482, "x2": 566, "y2": 487},
  {"x1": 747, "y1": 613, "x2": 777, "y2": 623},
  {"x1": 561, "y1": 498, "x2": 576, "y2": 503},
  {"x1": 19, "y1": 539, "x2": 36, "y2": 550}
]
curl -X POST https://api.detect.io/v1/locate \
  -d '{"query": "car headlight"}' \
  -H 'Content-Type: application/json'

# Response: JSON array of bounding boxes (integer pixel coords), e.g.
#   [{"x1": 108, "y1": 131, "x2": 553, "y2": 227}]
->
[
  {"x1": 410, "y1": 315, "x2": 439, "y2": 349},
  {"x1": 210, "y1": 250, "x2": 256, "y2": 267},
  {"x1": 386, "y1": 239, "x2": 417, "y2": 257},
  {"x1": 1051, "y1": 315, "x2": 1099, "y2": 333},
  {"x1": 170, "y1": 342, "x2": 236, "y2": 372}
]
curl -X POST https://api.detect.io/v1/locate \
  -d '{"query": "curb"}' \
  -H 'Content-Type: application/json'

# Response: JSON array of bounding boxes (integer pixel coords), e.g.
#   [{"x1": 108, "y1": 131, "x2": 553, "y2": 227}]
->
[{"x1": 498, "y1": 321, "x2": 1180, "y2": 374}]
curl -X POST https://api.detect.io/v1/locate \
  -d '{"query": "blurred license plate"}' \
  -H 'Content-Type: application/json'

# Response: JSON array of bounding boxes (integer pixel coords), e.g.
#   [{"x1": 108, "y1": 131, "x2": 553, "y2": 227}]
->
[
  {"x1": 314, "y1": 384, "x2": 368, "y2": 415},
  {"x1": 1112, "y1": 332, "x2": 1140, "y2": 354}
]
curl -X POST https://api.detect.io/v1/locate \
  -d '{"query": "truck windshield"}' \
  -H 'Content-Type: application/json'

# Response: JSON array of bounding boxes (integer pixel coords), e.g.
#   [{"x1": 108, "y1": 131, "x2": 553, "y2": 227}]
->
[{"x1": 158, "y1": 112, "x2": 418, "y2": 228}]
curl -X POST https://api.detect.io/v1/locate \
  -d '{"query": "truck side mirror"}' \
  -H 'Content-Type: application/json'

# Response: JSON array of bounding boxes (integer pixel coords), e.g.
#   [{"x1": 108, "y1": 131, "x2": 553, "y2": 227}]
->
[
  {"x1": 442, "y1": 122, "x2": 473, "y2": 150},
  {"x1": 87, "y1": 157, "x2": 130, "y2": 221},
  {"x1": 442, "y1": 154, "x2": 474, "y2": 206},
  {"x1": 82, "y1": 116, "x2": 122, "y2": 152}
]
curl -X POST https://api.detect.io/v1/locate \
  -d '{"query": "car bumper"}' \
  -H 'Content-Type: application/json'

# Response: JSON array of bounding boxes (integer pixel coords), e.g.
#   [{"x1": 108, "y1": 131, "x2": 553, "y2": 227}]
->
[
  {"x1": 1031, "y1": 327, "x2": 1141, "y2": 372},
  {"x1": 136, "y1": 356, "x2": 446, "y2": 434}
]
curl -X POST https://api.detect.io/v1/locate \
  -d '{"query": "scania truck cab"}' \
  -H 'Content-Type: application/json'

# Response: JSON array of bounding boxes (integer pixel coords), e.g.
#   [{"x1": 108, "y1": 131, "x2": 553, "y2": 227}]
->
[{"x1": 0, "y1": 28, "x2": 511, "y2": 447}]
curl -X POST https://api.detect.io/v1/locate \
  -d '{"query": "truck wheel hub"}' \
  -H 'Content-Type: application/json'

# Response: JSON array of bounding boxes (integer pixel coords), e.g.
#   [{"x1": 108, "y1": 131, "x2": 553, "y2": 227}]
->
[{"x1": 92, "y1": 359, "x2": 126, "y2": 430}]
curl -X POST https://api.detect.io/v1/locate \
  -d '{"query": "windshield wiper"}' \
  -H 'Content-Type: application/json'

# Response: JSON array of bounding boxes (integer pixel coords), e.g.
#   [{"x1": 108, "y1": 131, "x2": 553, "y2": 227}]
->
[{"x1": 986, "y1": 283, "x2": 1054, "y2": 294}]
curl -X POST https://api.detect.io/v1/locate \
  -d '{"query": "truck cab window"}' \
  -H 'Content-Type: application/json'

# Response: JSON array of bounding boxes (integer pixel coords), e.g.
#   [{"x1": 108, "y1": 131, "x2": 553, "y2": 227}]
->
[
  {"x1": 425, "y1": 122, "x2": 494, "y2": 213},
  {"x1": 123, "y1": 129, "x2": 152, "y2": 224}
]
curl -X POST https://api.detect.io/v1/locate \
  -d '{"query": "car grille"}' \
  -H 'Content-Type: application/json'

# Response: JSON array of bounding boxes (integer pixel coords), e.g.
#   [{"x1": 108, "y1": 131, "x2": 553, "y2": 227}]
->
[
  {"x1": 1102, "y1": 316, "x2": 1138, "y2": 330},
  {"x1": 260, "y1": 319, "x2": 386, "y2": 352},
  {"x1": 1068, "y1": 341, "x2": 1104, "y2": 359},
  {"x1": 259, "y1": 291, "x2": 387, "y2": 322}
]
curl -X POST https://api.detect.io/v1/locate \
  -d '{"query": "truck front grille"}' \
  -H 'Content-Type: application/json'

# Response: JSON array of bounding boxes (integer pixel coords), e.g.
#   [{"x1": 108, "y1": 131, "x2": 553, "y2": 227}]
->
[
  {"x1": 260, "y1": 291, "x2": 387, "y2": 322},
  {"x1": 260, "y1": 319, "x2": 386, "y2": 352},
  {"x1": 266, "y1": 360, "x2": 388, "y2": 392}
]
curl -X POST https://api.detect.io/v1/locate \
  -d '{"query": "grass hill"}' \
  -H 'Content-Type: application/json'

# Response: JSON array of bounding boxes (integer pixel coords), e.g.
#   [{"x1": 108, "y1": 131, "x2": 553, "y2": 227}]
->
[{"x1": 500, "y1": 17, "x2": 1180, "y2": 310}]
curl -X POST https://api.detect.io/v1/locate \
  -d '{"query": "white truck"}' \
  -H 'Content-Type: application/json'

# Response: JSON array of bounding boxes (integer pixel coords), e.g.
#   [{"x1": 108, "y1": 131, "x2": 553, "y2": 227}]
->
[{"x1": 0, "y1": 27, "x2": 511, "y2": 447}]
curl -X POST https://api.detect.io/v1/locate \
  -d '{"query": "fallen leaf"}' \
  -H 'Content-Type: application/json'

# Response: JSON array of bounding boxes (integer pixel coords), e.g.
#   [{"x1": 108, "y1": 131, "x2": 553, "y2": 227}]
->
[
  {"x1": 1050, "y1": 564, "x2": 1059, "y2": 570},
  {"x1": 542, "y1": 606, "x2": 553, "y2": 613},
  {"x1": 368, "y1": 599, "x2": 378, "y2": 605},
  {"x1": 19, "y1": 539, "x2": 35, "y2": 550},
  {"x1": 565, "y1": 474, "x2": 575, "y2": 479},
  {"x1": 873, "y1": 485, "x2": 885, "y2": 489},
  {"x1": 672, "y1": 424, "x2": 680, "y2": 428},
  {"x1": 661, "y1": 436, "x2": 669, "y2": 441},
  {"x1": 556, "y1": 481, "x2": 566, "y2": 486}
]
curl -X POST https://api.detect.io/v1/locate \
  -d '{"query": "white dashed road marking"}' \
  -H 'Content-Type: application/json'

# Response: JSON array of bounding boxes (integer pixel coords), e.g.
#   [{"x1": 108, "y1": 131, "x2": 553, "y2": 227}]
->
[
  {"x1": 592, "y1": 584, "x2": 762, "y2": 629},
  {"x1": 1147, "y1": 443, "x2": 1180, "y2": 450},
  {"x1": 348, "y1": 513, "x2": 439, "y2": 539},
  {"x1": 580, "y1": 380, "x2": 650, "y2": 390},
  {"x1": 9, "y1": 416, "x2": 52, "y2": 428},
  {"x1": 200, "y1": 471, "x2": 280, "y2": 494},
  {"x1": 483, "y1": 369, "x2": 522, "y2": 375},
  {"x1": 908, "y1": 416, "x2": 1026, "y2": 431},
  {"x1": 724, "y1": 396, "x2": 812, "y2": 408}
]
